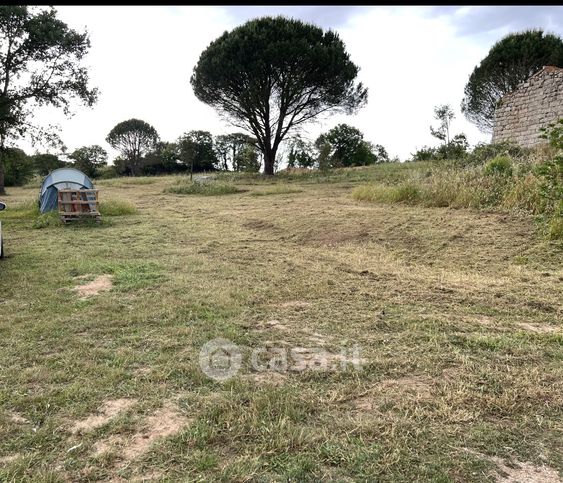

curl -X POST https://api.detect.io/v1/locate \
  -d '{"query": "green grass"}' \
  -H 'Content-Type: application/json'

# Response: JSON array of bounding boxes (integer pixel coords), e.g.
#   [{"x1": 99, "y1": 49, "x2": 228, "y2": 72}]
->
[
  {"x1": 166, "y1": 179, "x2": 243, "y2": 196},
  {"x1": 99, "y1": 199, "x2": 138, "y2": 216},
  {"x1": 96, "y1": 176, "x2": 157, "y2": 186},
  {"x1": 352, "y1": 159, "x2": 563, "y2": 239},
  {"x1": 352, "y1": 182, "x2": 421, "y2": 204},
  {"x1": 0, "y1": 166, "x2": 561, "y2": 481}
]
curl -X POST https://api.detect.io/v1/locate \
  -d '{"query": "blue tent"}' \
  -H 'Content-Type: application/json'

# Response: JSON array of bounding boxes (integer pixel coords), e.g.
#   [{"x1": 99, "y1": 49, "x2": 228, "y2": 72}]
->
[{"x1": 39, "y1": 168, "x2": 95, "y2": 213}]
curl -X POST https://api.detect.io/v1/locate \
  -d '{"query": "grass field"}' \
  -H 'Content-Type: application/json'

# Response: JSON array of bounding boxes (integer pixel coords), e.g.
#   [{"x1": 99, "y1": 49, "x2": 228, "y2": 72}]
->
[{"x1": 0, "y1": 164, "x2": 562, "y2": 482}]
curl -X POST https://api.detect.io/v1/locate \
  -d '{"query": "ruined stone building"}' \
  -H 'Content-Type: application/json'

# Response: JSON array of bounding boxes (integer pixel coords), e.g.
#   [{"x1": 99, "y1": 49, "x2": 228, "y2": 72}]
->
[{"x1": 492, "y1": 65, "x2": 563, "y2": 147}]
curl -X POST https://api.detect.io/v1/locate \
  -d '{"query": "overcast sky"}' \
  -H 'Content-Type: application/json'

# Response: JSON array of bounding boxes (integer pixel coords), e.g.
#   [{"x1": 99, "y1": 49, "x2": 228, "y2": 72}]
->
[{"x1": 17, "y1": 5, "x2": 563, "y2": 163}]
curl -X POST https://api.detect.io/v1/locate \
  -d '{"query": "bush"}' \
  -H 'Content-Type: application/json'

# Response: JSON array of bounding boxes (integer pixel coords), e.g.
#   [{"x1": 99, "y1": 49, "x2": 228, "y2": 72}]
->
[
  {"x1": 32, "y1": 211, "x2": 61, "y2": 229},
  {"x1": 96, "y1": 165, "x2": 120, "y2": 179},
  {"x1": 411, "y1": 146, "x2": 437, "y2": 162},
  {"x1": 484, "y1": 156, "x2": 513, "y2": 176},
  {"x1": 466, "y1": 141, "x2": 528, "y2": 166}
]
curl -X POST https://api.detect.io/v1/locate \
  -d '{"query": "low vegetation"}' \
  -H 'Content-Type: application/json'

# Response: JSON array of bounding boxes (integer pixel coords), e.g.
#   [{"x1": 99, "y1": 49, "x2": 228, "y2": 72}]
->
[
  {"x1": 354, "y1": 129, "x2": 563, "y2": 240},
  {"x1": 98, "y1": 199, "x2": 138, "y2": 216},
  {"x1": 166, "y1": 179, "x2": 243, "y2": 196},
  {"x1": 0, "y1": 162, "x2": 561, "y2": 481}
]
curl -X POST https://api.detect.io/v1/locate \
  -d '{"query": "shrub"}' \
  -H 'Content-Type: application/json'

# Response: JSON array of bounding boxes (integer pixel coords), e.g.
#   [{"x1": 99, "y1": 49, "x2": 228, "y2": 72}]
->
[
  {"x1": 97, "y1": 165, "x2": 119, "y2": 179},
  {"x1": 466, "y1": 141, "x2": 528, "y2": 166},
  {"x1": 411, "y1": 146, "x2": 437, "y2": 161},
  {"x1": 484, "y1": 156, "x2": 513, "y2": 176},
  {"x1": 32, "y1": 211, "x2": 61, "y2": 229}
]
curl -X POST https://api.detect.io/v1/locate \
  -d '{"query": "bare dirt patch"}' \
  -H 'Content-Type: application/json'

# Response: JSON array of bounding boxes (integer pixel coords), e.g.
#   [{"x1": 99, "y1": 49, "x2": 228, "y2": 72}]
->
[
  {"x1": 120, "y1": 403, "x2": 186, "y2": 461},
  {"x1": 457, "y1": 447, "x2": 562, "y2": 483},
  {"x1": 72, "y1": 274, "x2": 114, "y2": 299},
  {"x1": 72, "y1": 399, "x2": 136, "y2": 434},
  {"x1": 492, "y1": 458, "x2": 562, "y2": 483},
  {"x1": 9, "y1": 412, "x2": 29, "y2": 424},
  {"x1": 0, "y1": 454, "x2": 21, "y2": 464},
  {"x1": 92, "y1": 435, "x2": 127, "y2": 457}
]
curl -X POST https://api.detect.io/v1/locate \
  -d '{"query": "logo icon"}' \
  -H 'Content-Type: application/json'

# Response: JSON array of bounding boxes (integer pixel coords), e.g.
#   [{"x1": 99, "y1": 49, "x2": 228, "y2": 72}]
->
[{"x1": 199, "y1": 338, "x2": 242, "y2": 381}]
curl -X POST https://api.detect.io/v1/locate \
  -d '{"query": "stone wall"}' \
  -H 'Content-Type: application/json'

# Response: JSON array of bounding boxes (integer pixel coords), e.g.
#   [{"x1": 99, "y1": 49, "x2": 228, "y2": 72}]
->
[{"x1": 492, "y1": 66, "x2": 563, "y2": 147}]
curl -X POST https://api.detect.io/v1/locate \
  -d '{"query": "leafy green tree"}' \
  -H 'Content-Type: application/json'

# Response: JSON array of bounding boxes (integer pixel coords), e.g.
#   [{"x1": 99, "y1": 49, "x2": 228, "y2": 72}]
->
[
  {"x1": 0, "y1": 6, "x2": 98, "y2": 194},
  {"x1": 315, "y1": 124, "x2": 380, "y2": 168},
  {"x1": 430, "y1": 104, "x2": 455, "y2": 144},
  {"x1": 68, "y1": 145, "x2": 107, "y2": 178},
  {"x1": 316, "y1": 140, "x2": 333, "y2": 171},
  {"x1": 32, "y1": 153, "x2": 66, "y2": 176},
  {"x1": 410, "y1": 146, "x2": 437, "y2": 162},
  {"x1": 462, "y1": 29, "x2": 563, "y2": 133},
  {"x1": 142, "y1": 141, "x2": 184, "y2": 175},
  {"x1": 287, "y1": 136, "x2": 315, "y2": 169},
  {"x1": 235, "y1": 143, "x2": 261, "y2": 172},
  {"x1": 177, "y1": 130, "x2": 218, "y2": 176},
  {"x1": 445, "y1": 133, "x2": 469, "y2": 159},
  {"x1": 3, "y1": 147, "x2": 32, "y2": 186},
  {"x1": 191, "y1": 16, "x2": 367, "y2": 175},
  {"x1": 215, "y1": 132, "x2": 256, "y2": 171},
  {"x1": 372, "y1": 143, "x2": 390, "y2": 163},
  {"x1": 106, "y1": 119, "x2": 159, "y2": 176}
]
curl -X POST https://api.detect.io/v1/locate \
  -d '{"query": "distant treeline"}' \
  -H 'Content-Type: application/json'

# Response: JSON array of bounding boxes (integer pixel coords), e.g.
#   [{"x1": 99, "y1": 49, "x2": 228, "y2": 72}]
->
[{"x1": 3, "y1": 122, "x2": 393, "y2": 185}]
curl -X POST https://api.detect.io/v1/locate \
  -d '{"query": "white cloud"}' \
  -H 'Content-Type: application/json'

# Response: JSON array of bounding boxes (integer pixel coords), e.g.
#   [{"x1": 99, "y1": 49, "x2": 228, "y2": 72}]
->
[{"x1": 17, "y1": 6, "x2": 502, "y2": 162}]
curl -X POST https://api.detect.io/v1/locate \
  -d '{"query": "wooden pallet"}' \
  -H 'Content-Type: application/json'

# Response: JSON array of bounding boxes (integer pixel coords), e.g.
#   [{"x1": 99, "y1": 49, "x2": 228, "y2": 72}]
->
[{"x1": 58, "y1": 189, "x2": 101, "y2": 223}]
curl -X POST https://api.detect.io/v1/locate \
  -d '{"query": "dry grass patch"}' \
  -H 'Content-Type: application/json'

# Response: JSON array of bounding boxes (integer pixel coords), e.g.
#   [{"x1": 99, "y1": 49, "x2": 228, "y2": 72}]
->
[
  {"x1": 71, "y1": 274, "x2": 114, "y2": 298},
  {"x1": 115, "y1": 403, "x2": 187, "y2": 462},
  {"x1": 72, "y1": 399, "x2": 136, "y2": 434},
  {"x1": 492, "y1": 458, "x2": 562, "y2": 483},
  {"x1": 243, "y1": 371, "x2": 289, "y2": 386}
]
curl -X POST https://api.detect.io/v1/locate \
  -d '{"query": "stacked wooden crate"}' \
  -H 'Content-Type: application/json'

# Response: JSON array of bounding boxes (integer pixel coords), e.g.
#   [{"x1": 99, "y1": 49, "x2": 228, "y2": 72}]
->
[{"x1": 58, "y1": 189, "x2": 101, "y2": 223}]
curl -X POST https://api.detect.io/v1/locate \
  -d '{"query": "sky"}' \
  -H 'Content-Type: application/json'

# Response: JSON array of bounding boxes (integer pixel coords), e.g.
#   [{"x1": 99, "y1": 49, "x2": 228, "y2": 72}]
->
[{"x1": 15, "y1": 5, "x2": 563, "y2": 163}]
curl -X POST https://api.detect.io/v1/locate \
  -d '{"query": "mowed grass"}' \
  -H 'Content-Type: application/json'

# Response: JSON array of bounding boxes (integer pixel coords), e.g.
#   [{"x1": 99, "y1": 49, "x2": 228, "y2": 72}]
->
[{"x1": 0, "y1": 164, "x2": 562, "y2": 482}]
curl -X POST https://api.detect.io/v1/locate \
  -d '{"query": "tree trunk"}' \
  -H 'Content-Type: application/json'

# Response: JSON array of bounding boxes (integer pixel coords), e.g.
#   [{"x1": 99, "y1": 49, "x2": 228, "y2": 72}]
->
[
  {"x1": 263, "y1": 148, "x2": 275, "y2": 175},
  {"x1": 0, "y1": 137, "x2": 5, "y2": 195},
  {"x1": 0, "y1": 157, "x2": 5, "y2": 195}
]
